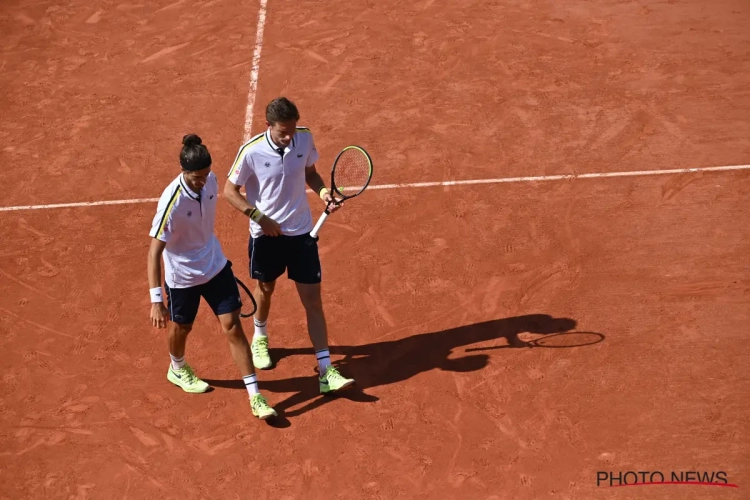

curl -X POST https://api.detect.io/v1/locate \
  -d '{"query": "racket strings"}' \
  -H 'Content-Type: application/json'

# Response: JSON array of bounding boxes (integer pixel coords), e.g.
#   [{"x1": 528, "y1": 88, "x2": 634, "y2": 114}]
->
[{"x1": 333, "y1": 150, "x2": 371, "y2": 195}]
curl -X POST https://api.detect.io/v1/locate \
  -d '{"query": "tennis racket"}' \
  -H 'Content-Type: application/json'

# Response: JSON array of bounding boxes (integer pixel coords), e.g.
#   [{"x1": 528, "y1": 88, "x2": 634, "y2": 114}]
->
[
  {"x1": 234, "y1": 277, "x2": 258, "y2": 318},
  {"x1": 310, "y1": 145, "x2": 373, "y2": 239}
]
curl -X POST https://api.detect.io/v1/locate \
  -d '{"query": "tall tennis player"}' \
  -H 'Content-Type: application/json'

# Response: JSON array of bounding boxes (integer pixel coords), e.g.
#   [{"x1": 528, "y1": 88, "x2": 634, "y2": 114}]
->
[
  {"x1": 147, "y1": 134, "x2": 277, "y2": 420},
  {"x1": 223, "y1": 97, "x2": 355, "y2": 394}
]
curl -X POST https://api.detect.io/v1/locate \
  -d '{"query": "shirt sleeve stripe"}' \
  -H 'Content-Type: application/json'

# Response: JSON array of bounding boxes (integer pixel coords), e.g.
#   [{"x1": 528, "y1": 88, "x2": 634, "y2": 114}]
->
[
  {"x1": 156, "y1": 186, "x2": 181, "y2": 239},
  {"x1": 228, "y1": 134, "x2": 265, "y2": 179}
]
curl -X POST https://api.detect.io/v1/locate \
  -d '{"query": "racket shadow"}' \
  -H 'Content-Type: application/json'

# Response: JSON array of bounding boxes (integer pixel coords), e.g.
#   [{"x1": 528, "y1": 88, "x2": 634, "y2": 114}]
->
[
  {"x1": 464, "y1": 331, "x2": 605, "y2": 351},
  {"x1": 242, "y1": 314, "x2": 603, "y2": 418}
]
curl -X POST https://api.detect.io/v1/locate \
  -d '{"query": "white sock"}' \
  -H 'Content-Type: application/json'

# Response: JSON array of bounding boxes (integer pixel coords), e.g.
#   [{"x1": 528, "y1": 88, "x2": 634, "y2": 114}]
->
[
  {"x1": 253, "y1": 318, "x2": 267, "y2": 338},
  {"x1": 170, "y1": 353, "x2": 185, "y2": 370},
  {"x1": 243, "y1": 374, "x2": 259, "y2": 396},
  {"x1": 315, "y1": 349, "x2": 331, "y2": 375}
]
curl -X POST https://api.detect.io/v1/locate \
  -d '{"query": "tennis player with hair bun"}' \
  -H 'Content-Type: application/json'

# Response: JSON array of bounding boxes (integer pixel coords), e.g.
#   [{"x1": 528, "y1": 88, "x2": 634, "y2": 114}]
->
[
  {"x1": 147, "y1": 133, "x2": 277, "y2": 420},
  {"x1": 223, "y1": 97, "x2": 355, "y2": 395}
]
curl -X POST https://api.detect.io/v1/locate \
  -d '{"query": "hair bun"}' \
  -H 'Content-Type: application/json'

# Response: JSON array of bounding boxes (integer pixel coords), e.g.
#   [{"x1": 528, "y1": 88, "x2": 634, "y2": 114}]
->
[{"x1": 182, "y1": 134, "x2": 202, "y2": 147}]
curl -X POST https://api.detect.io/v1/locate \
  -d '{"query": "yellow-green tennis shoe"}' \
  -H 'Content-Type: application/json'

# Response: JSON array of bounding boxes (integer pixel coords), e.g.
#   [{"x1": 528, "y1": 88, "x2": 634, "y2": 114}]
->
[
  {"x1": 319, "y1": 366, "x2": 355, "y2": 394},
  {"x1": 251, "y1": 336, "x2": 272, "y2": 370},
  {"x1": 167, "y1": 364, "x2": 210, "y2": 393},
  {"x1": 250, "y1": 393, "x2": 277, "y2": 420}
]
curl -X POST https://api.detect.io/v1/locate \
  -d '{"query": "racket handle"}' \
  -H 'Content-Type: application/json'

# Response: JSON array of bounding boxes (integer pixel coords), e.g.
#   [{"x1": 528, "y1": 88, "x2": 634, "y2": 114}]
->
[{"x1": 310, "y1": 211, "x2": 329, "y2": 239}]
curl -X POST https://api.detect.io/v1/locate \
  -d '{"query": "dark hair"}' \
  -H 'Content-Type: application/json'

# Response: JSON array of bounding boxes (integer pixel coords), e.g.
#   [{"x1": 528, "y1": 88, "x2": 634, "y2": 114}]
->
[
  {"x1": 265, "y1": 97, "x2": 300, "y2": 124},
  {"x1": 180, "y1": 134, "x2": 212, "y2": 171}
]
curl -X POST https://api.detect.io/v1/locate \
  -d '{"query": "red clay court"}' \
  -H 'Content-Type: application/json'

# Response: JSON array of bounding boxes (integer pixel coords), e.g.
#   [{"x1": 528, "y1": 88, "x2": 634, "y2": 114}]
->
[{"x1": 1, "y1": 0, "x2": 749, "y2": 498}]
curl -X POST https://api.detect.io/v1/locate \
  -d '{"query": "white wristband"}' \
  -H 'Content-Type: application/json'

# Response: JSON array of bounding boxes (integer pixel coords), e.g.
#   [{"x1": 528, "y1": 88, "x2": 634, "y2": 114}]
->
[{"x1": 150, "y1": 287, "x2": 163, "y2": 303}]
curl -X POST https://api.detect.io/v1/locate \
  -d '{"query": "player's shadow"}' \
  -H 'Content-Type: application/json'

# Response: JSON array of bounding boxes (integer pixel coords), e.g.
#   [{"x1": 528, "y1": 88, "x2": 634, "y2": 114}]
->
[{"x1": 206, "y1": 314, "x2": 599, "y2": 420}]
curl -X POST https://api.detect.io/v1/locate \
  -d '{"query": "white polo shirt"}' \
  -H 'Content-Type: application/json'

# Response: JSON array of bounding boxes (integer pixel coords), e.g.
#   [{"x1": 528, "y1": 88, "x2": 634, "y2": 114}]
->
[
  {"x1": 227, "y1": 127, "x2": 319, "y2": 238},
  {"x1": 149, "y1": 171, "x2": 227, "y2": 289}
]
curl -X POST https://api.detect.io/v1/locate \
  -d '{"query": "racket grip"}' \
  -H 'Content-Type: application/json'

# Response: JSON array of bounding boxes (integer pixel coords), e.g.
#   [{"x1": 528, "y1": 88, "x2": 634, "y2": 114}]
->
[{"x1": 310, "y1": 211, "x2": 329, "y2": 239}]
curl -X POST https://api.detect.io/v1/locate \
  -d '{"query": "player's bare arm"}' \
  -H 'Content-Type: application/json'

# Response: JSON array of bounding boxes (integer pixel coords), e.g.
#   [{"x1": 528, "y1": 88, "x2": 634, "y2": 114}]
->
[
  {"x1": 223, "y1": 179, "x2": 282, "y2": 236},
  {"x1": 305, "y1": 164, "x2": 339, "y2": 213},
  {"x1": 147, "y1": 237, "x2": 169, "y2": 328}
]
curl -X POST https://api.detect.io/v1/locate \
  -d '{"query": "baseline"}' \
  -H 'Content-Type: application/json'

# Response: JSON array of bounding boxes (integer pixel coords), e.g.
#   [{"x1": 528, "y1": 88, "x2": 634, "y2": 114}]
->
[{"x1": 1, "y1": 163, "x2": 748, "y2": 213}]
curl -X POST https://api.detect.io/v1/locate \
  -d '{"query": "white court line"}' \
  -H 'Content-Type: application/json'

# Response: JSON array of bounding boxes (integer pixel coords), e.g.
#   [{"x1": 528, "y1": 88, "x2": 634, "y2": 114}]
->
[
  {"x1": 242, "y1": 0, "x2": 268, "y2": 142},
  {"x1": 366, "y1": 164, "x2": 750, "y2": 190},
  {"x1": 1, "y1": 164, "x2": 748, "y2": 213},
  {"x1": 0, "y1": 197, "x2": 161, "y2": 212}
]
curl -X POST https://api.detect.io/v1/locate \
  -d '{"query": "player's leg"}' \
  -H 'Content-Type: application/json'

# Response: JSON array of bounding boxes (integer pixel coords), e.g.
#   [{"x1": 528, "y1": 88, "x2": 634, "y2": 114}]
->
[
  {"x1": 288, "y1": 233, "x2": 354, "y2": 394},
  {"x1": 164, "y1": 284, "x2": 209, "y2": 393},
  {"x1": 202, "y1": 261, "x2": 276, "y2": 419},
  {"x1": 253, "y1": 279, "x2": 275, "y2": 340},
  {"x1": 248, "y1": 235, "x2": 286, "y2": 370}
]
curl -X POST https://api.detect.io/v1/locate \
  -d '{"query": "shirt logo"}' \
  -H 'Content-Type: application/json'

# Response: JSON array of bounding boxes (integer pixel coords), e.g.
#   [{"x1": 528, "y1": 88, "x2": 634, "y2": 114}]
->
[
  {"x1": 264, "y1": 162, "x2": 271, "y2": 167},
  {"x1": 187, "y1": 211, "x2": 192, "y2": 217}
]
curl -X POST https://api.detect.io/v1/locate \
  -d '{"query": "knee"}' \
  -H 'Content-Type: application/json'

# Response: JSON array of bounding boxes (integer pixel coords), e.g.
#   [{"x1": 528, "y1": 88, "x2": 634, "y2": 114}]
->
[
  {"x1": 224, "y1": 325, "x2": 247, "y2": 343},
  {"x1": 219, "y1": 316, "x2": 245, "y2": 340},
  {"x1": 258, "y1": 281, "x2": 276, "y2": 296},
  {"x1": 296, "y1": 283, "x2": 323, "y2": 311},
  {"x1": 300, "y1": 293, "x2": 323, "y2": 313},
  {"x1": 172, "y1": 323, "x2": 193, "y2": 336}
]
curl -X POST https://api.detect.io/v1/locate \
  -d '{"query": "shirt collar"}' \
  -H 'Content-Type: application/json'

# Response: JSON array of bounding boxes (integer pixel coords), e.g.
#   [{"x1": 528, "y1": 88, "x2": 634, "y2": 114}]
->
[
  {"x1": 265, "y1": 128, "x2": 295, "y2": 154},
  {"x1": 179, "y1": 173, "x2": 201, "y2": 201}
]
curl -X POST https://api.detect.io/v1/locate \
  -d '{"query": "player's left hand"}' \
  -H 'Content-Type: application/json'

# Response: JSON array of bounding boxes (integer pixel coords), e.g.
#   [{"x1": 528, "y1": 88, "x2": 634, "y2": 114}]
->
[
  {"x1": 323, "y1": 191, "x2": 342, "y2": 213},
  {"x1": 151, "y1": 302, "x2": 169, "y2": 329}
]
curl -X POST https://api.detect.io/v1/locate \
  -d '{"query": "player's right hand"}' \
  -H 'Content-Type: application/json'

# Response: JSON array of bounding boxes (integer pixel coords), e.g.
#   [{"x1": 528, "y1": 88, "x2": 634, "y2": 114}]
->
[
  {"x1": 259, "y1": 215, "x2": 282, "y2": 236},
  {"x1": 151, "y1": 303, "x2": 169, "y2": 328}
]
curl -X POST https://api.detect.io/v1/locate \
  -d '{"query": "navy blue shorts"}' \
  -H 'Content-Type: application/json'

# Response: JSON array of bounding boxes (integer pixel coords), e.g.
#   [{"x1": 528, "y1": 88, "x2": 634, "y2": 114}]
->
[
  {"x1": 249, "y1": 233, "x2": 321, "y2": 284},
  {"x1": 165, "y1": 260, "x2": 242, "y2": 325}
]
